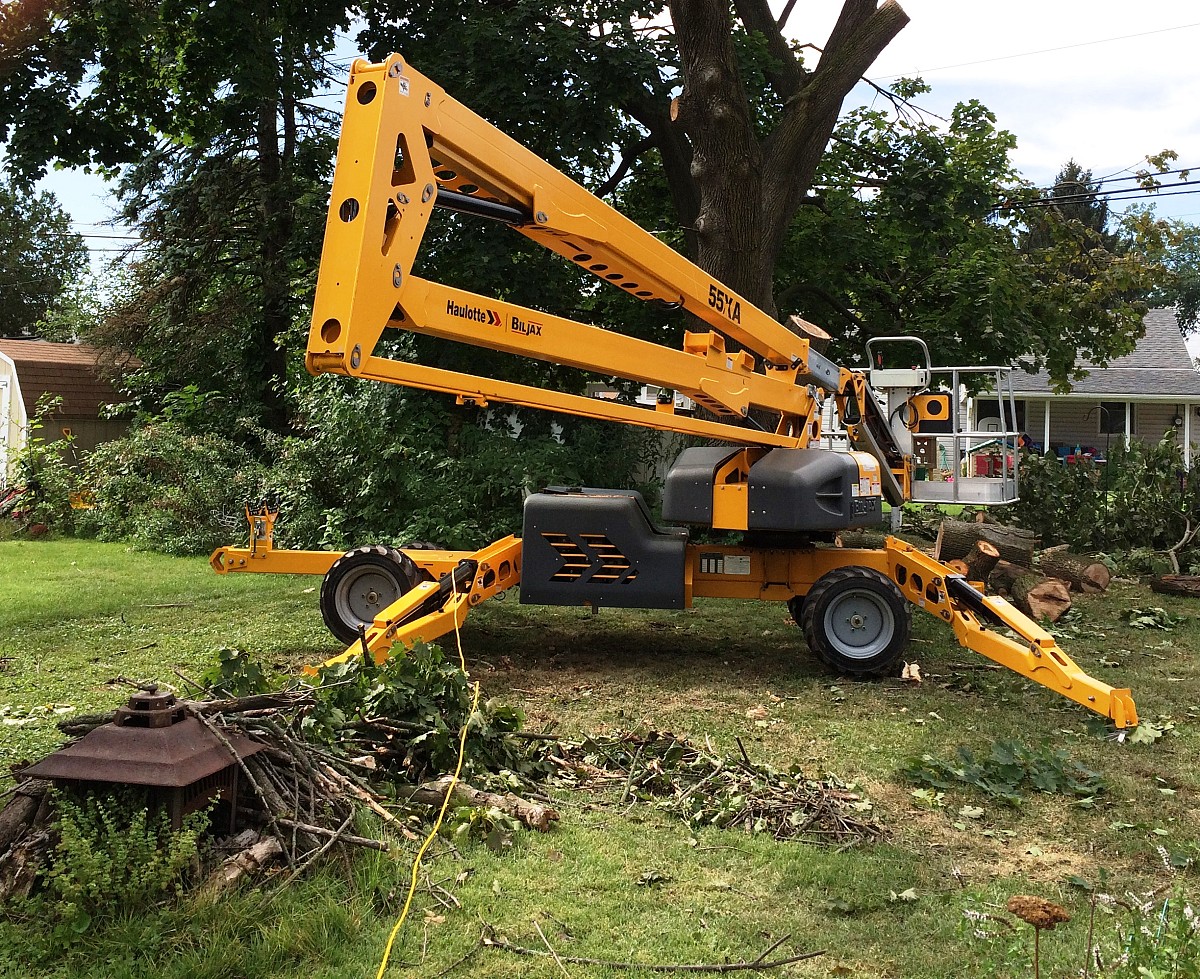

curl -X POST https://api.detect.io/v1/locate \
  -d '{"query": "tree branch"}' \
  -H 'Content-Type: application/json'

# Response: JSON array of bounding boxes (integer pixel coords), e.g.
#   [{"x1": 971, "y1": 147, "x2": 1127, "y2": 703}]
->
[
  {"x1": 731, "y1": 0, "x2": 805, "y2": 101},
  {"x1": 482, "y1": 926, "x2": 825, "y2": 973},
  {"x1": 596, "y1": 134, "x2": 655, "y2": 198},
  {"x1": 760, "y1": 1, "x2": 909, "y2": 258}
]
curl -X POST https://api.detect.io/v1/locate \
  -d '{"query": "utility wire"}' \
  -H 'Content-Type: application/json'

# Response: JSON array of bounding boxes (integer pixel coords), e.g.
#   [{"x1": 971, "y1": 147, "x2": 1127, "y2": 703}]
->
[
  {"x1": 1004, "y1": 184, "x2": 1200, "y2": 211},
  {"x1": 1036, "y1": 167, "x2": 1195, "y2": 192},
  {"x1": 871, "y1": 21, "x2": 1200, "y2": 80}
]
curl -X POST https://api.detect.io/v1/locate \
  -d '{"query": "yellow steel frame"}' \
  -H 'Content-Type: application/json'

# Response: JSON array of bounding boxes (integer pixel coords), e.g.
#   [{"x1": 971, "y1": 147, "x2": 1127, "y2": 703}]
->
[
  {"x1": 215, "y1": 57, "x2": 1138, "y2": 730},
  {"x1": 314, "y1": 536, "x2": 523, "y2": 672},
  {"x1": 303, "y1": 54, "x2": 858, "y2": 455},
  {"x1": 209, "y1": 507, "x2": 470, "y2": 580}
]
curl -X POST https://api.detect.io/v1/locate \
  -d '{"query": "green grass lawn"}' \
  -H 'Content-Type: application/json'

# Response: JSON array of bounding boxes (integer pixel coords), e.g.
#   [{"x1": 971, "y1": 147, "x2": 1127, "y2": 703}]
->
[{"x1": 1, "y1": 538, "x2": 1197, "y2": 978}]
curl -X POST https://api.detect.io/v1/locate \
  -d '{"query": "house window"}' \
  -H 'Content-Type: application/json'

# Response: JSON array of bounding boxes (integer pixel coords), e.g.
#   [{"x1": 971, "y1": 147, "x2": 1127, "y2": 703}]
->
[
  {"x1": 974, "y1": 398, "x2": 1025, "y2": 431},
  {"x1": 1097, "y1": 402, "x2": 1130, "y2": 435}
]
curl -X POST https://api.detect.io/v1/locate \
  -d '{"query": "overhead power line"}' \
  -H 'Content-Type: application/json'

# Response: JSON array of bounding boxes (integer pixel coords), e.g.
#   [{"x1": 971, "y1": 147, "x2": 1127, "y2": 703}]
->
[
  {"x1": 1003, "y1": 183, "x2": 1200, "y2": 211},
  {"x1": 871, "y1": 21, "x2": 1200, "y2": 79}
]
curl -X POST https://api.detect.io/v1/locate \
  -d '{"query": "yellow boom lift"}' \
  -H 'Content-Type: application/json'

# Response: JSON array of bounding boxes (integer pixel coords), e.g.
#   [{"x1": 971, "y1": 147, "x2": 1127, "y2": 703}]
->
[{"x1": 210, "y1": 55, "x2": 1136, "y2": 729}]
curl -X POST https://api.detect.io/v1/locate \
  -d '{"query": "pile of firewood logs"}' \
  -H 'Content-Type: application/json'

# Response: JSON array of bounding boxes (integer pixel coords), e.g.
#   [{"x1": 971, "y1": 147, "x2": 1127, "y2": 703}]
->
[
  {"x1": 840, "y1": 515, "x2": 1113, "y2": 622},
  {"x1": 933, "y1": 517, "x2": 1111, "y2": 622}
]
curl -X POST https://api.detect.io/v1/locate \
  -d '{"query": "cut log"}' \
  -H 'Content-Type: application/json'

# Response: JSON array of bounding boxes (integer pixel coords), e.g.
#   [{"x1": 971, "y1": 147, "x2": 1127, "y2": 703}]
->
[
  {"x1": 963, "y1": 540, "x2": 1001, "y2": 584},
  {"x1": 835, "y1": 530, "x2": 888, "y2": 550},
  {"x1": 787, "y1": 314, "x2": 832, "y2": 354},
  {"x1": 1150, "y1": 575, "x2": 1200, "y2": 598},
  {"x1": 935, "y1": 519, "x2": 1037, "y2": 567},
  {"x1": 404, "y1": 776, "x2": 559, "y2": 832},
  {"x1": 0, "y1": 779, "x2": 49, "y2": 853},
  {"x1": 989, "y1": 559, "x2": 1034, "y2": 592},
  {"x1": 0, "y1": 829, "x2": 52, "y2": 902},
  {"x1": 946, "y1": 559, "x2": 970, "y2": 575},
  {"x1": 988, "y1": 561, "x2": 1071, "y2": 622},
  {"x1": 199, "y1": 836, "x2": 284, "y2": 896},
  {"x1": 1011, "y1": 577, "x2": 1071, "y2": 623},
  {"x1": 1037, "y1": 551, "x2": 1111, "y2": 593}
]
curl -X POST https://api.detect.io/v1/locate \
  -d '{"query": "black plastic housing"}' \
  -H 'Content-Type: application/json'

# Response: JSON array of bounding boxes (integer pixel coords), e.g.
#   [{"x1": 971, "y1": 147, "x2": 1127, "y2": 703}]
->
[
  {"x1": 521, "y1": 488, "x2": 689, "y2": 609},
  {"x1": 662, "y1": 447, "x2": 882, "y2": 532}
]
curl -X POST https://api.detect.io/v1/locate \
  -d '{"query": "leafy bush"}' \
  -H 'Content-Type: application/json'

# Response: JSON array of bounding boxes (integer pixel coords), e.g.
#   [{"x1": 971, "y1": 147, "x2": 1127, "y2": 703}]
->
[
  {"x1": 1006, "y1": 436, "x2": 1200, "y2": 571},
  {"x1": 8, "y1": 395, "x2": 86, "y2": 533},
  {"x1": 75, "y1": 421, "x2": 270, "y2": 554},
  {"x1": 264, "y1": 376, "x2": 661, "y2": 552},
  {"x1": 306, "y1": 642, "x2": 542, "y2": 781},
  {"x1": 31, "y1": 370, "x2": 661, "y2": 556},
  {"x1": 40, "y1": 788, "x2": 207, "y2": 937}
]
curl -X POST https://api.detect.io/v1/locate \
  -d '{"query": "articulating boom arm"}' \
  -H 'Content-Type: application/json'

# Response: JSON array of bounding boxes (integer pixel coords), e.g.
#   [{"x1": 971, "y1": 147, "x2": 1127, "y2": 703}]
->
[
  {"x1": 209, "y1": 58, "x2": 1139, "y2": 732},
  {"x1": 304, "y1": 54, "x2": 908, "y2": 502}
]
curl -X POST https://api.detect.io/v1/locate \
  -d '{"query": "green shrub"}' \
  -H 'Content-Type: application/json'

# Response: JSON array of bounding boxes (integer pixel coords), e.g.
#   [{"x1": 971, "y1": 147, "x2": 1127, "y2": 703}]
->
[
  {"x1": 41, "y1": 788, "x2": 207, "y2": 936},
  {"x1": 1006, "y1": 436, "x2": 1200, "y2": 571},
  {"x1": 76, "y1": 421, "x2": 270, "y2": 554},
  {"x1": 8, "y1": 395, "x2": 86, "y2": 533},
  {"x1": 263, "y1": 376, "x2": 661, "y2": 551}
]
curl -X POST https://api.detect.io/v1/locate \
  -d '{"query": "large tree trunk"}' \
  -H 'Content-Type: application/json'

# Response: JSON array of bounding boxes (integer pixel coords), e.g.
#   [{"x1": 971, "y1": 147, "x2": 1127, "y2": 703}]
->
[
  {"x1": 663, "y1": 0, "x2": 909, "y2": 313},
  {"x1": 256, "y1": 94, "x2": 292, "y2": 432},
  {"x1": 934, "y1": 519, "x2": 1038, "y2": 567}
]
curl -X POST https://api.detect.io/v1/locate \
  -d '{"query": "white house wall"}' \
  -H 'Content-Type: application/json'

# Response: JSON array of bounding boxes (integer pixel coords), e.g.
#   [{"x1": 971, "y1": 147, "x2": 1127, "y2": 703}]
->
[
  {"x1": 0, "y1": 352, "x2": 28, "y2": 489},
  {"x1": 1024, "y1": 398, "x2": 1189, "y2": 456}
]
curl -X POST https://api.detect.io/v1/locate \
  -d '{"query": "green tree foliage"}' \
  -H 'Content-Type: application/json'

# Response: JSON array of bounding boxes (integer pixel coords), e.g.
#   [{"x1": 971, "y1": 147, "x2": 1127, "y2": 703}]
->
[
  {"x1": 1022, "y1": 160, "x2": 1113, "y2": 248},
  {"x1": 0, "y1": 0, "x2": 353, "y2": 427},
  {"x1": 1160, "y1": 222, "x2": 1200, "y2": 330},
  {"x1": 0, "y1": 180, "x2": 88, "y2": 337},
  {"x1": 1124, "y1": 208, "x2": 1200, "y2": 332},
  {"x1": 769, "y1": 88, "x2": 1159, "y2": 386}
]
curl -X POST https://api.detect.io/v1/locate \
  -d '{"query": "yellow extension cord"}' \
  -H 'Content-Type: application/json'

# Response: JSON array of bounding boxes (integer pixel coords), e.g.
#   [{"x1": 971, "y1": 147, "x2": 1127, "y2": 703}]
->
[{"x1": 374, "y1": 575, "x2": 479, "y2": 979}]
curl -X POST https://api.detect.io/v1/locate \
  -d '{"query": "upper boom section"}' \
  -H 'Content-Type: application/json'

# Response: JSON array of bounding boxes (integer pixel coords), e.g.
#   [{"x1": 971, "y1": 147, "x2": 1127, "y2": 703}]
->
[{"x1": 304, "y1": 55, "x2": 852, "y2": 449}]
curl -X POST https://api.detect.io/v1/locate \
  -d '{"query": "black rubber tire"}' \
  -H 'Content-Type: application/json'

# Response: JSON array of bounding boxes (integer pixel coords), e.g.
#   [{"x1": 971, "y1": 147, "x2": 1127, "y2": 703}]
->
[
  {"x1": 800, "y1": 566, "x2": 910, "y2": 677},
  {"x1": 320, "y1": 545, "x2": 421, "y2": 645},
  {"x1": 399, "y1": 541, "x2": 444, "y2": 582}
]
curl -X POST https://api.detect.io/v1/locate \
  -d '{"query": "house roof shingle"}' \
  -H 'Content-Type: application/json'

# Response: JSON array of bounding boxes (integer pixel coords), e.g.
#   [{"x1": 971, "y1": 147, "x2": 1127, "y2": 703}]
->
[
  {"x1": 1011, "y1": 308, "x2": 1200, "y2": 398},
  {"x1": 0, "y1": 339, "x2": 127, "y2": 417}
]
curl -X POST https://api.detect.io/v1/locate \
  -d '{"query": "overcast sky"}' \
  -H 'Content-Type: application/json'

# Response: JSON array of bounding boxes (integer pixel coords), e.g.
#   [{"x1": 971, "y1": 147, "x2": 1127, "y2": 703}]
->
[{"x1": 40, "y1": 0, "x2": 1200, "y2": 250}]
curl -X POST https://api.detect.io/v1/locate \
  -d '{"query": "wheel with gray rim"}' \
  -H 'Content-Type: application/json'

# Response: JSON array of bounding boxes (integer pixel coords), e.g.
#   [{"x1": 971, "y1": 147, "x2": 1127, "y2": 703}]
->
[
  {"x1": 800, "y1": 566, "x2": 909, "y2": 677},
  {"x1": 320, "y1": 545, "x2": 421, "y2": 645}
]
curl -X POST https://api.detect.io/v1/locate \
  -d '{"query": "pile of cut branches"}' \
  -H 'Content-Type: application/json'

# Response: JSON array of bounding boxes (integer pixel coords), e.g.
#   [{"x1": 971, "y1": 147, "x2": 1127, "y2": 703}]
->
[
  {"x1": 1, "y1": 646, "x2": 560, "y2": 900},
  {"x1": 547, "y1": 730, "x2": 882, "y2": 846},
  {"x1": 3, "y1": 649, "x2": 882, "y2": 902}
]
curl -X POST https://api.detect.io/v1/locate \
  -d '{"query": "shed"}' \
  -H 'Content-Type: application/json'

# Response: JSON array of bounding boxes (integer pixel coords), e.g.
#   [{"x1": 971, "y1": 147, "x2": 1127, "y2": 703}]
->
[
  {"x1": 975, "y1": 308, "x2": 1200, "y2": 467},
  {"x1": 0, "y1": 339, "x2": 132, "y2": 486}
]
